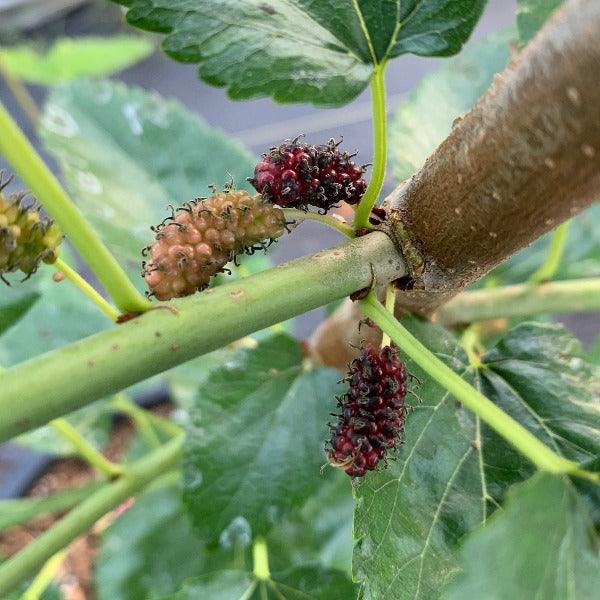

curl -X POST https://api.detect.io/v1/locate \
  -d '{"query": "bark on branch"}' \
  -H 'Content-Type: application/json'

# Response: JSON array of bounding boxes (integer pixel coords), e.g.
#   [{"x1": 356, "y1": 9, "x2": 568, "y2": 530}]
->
[
  {"x1": 311, "y1": 0, "x2": 600, "y2": 368},
  {"x1": 386, "y1": 0, "x2": 600, "y2": 315}
]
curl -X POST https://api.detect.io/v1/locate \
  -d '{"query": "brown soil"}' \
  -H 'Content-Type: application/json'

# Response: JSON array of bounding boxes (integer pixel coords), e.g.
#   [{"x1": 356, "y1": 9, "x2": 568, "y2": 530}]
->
[{"x1": 0, "y1": 404, "x2": 172, "y2": 600}]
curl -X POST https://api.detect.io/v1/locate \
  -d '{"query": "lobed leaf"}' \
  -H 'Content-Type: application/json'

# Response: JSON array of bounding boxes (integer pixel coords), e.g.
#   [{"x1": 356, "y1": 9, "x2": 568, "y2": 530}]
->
[
  {"x1": 0, "y1": 292, "x2": 39, "y2": 338},
  {"x1": 353, "y1": 319, "x2": 600, "y2": 599},
  {"x1": 112, "y1": 0, "x2": 486, "y2": 106},
  {"x1": 0, "y1": 36, "x2": 154, "y2": 85},
  {"x1": 445, "y1": 473, "x2": 600, "y2": 599},
  {"x1": 182, "y1": 334, "x2": 343, "y2": 543},
  {"x1": 162, "y1": 565, "x2": 355, "y2": 600}
]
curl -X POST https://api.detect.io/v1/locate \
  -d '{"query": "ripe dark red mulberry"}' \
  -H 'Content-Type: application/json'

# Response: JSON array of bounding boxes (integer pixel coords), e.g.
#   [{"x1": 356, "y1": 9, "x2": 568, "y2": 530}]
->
[
  {"x1": 143, "y1": 189, "x2": 285, "y2": 301},
  {"x1": 0, "y1": 174, "x2": 62, "y2": 283},
  {"x1": 249, "y1": 137, "x2": 368, "y2": 212},
  {"x1": 326, "y1": 344, "x2": 408, "y2": 477}
]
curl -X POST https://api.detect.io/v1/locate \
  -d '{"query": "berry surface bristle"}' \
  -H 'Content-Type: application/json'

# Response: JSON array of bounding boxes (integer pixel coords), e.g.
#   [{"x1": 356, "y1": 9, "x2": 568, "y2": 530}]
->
[
  {"x1": 326, "y1": 343, "x2": 408, "y2": 478},
  {"x1": 249, "y1": 136, "x2": 368, "y2": 212},
  {"x1": 143, "y1": 188, "x2": 285, "y2": 301},
  {"x1": 0, "y1": 173, "x2": 63, "y2": 283}
]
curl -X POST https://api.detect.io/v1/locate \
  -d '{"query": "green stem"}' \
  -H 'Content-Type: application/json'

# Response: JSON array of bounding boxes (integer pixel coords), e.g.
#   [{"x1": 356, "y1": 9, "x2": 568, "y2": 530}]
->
[
  {"x1": 252, "y1": 537, "x2": 271, "y2": 581},
  {"x1": 359, "y1": 292, "x2": 599, "y2": 482},
  {"x1": 236, "y1": 264, "x2": 285, "y2": 334},
  {"x1": 0, "y1": 54, "x2": 40, "y2": 129},
  {"x1": 354, "y1": 64, "x2": 387, "y2": 229},
  {"x1": 21, "y1": 549, "x2": 66, "y2": 600},
  {"x1": 260, "y1": 582, "x2": 269, "y2": 600},
  {"x1": 235, "y1": 264, "x2": 254, "y2": 278},
  {"x1": 529, "y1": 221, "x2": 570, "y2": 282},
  {"x1": 381, "y1": 284, "x2": 396, "y2": 347},
  {"x1": 50, "y1": 418, "x2": 124, "y2": 478},
  {"x1": 0, "y1": 232, "x2": 405, "y2": 442},
  {"x1": 460, "y1": 323, "x2": 485, "y2": 369},
  {"x1": 436, "y1": 277, "x2": 600, "y2": 325},
  {"x1": 110, "y1": 393, "x2": 161, "y2": 449},
  {"x1": 241, "y1": 581, "x2": 259, "y2": 600},
  {"x1": 282, "y1": 208, "x2": 354, "y2": 238},
  {"x1": 0, "y1": 437, "x2": 182, "y2": 596},
  {"x1": 0, "y1": 482, "x2": 103, "y2": 531},
  {"x1": 146, "y1": 411, "x2": 185, "y2": 438},
  {"x1": 54, "y1": 257, "x2": 119, "y2": 322},
  {"x1": 0, "y1": 101, "x2": 149, "y2": 313}
]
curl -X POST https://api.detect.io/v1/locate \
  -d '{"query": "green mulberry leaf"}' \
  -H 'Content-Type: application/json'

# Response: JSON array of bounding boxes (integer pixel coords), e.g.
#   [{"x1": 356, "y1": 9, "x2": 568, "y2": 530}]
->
[
  {"x1": 445, "y1": 473, "x2": 600, "y2": 599},
  {"x1": 182, "y1": 334, "x2": 343, "y2": 543},
  {"x1": 112, "y1": 0, "x2": 486, "y2": 106},
  {"x1": 0, "y1": 36, "x2": 153, "y2": 85},
  {"x1": 516, "y1": 0, "x2": 564, "y2": 46},
  {"x1": 353, "y1": 319, "x2": 600, "y2": 599}
]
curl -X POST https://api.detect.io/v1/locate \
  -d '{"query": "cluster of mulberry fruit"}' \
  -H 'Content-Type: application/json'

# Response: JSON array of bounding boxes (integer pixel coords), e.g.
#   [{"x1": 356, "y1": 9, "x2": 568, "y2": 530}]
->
[
  {"x1": 249, "y1": 137, "x2": 368, "y2": 213},
  {"x1": 143, "y1": 189, "x2": 286, "y2": 301},
  {"x1": 142, "y1": 137, "x2": 368, "y2": 300},
  {"x1": 0, "y1": 175, "x2": 62, "y2": 283},
  {"x1": 326, "y1": 344, "x2": 408, "y2": 477}
]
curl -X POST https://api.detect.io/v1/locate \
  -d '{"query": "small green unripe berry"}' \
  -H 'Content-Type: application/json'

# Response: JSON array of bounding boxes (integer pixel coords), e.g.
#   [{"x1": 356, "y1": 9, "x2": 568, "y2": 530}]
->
[{"x1": 0, "y1": 175, "x2": 63, "y2": 283}]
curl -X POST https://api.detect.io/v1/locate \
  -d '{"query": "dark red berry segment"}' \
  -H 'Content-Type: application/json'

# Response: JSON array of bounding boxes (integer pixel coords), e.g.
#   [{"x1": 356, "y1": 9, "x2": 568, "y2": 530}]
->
[
  {"x1": 143, "y1": 190, "x2": 285, "y2": 301},
  {"x1": 249, "y1": 137, "x2": 368, "y2": 212},
  {"x1": 326, "y1": 344, "x2": 408, "y2": 478}
]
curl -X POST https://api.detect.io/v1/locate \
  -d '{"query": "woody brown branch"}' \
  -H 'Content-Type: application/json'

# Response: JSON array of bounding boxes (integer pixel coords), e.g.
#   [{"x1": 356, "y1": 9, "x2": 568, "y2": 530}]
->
[{"x1": 312, "y1": 0, "x2": 600, "y2": 368}]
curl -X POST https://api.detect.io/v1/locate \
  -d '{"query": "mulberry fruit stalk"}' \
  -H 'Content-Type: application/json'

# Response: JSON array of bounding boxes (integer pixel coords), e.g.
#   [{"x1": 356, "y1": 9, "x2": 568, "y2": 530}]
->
[
  {"x1": 0, "y1": 175, "x2": 63, "y2": 282},
  {"x1": 143, "y1": 189, "x2": 286, "y2": 301},
  {"x1": 326, "y1": 344, "x2": 408, "y2": 477},
  {"x1": 250, "y1": 137, "x2": 368, "y2": 212}
]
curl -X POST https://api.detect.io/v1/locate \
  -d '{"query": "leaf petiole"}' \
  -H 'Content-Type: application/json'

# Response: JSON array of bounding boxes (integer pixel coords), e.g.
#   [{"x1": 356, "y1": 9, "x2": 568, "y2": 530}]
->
[
  {"x1": 53, "y1": 257, "x2": 120, "y2": 322},
  {"x1": 529, "y1": 220, "x2": 570, "y2": 283},
  {"x1": 381, "y1": 283, "x2": 396, "y2": 347},
  {"x1": 252, "y1": 536, "x2": 271, "y2": 581},
  {"x1": 110, "y1": 393, "x2": 161, "y2": 449},
  {"x1": 354, "y1": 64, "x2": 388, "y2": 229},
  {"x1": 21, "y1": 549, "x2": 66, "y2": 600},
  {"x1": 359, "y1": 291, "x2": 600, "y2": 483},
  {"x1": 50, "y1": 417, "x2": 124, "y2": 478},
  {"x1": 282, "y1": 208, "x2": 354, "y2": 238}
]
